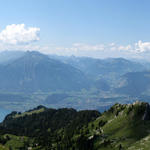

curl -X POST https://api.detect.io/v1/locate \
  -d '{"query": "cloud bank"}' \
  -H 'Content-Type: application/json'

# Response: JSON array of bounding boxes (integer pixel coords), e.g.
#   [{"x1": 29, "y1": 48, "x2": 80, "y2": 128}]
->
[
  {"x1": 45, "y1": 41, "x2": 150, "y2": 60},
  {"x1": 0, "y1": 24, "x2": 150, "y2": 60},
  {"x1": 0, "y1": 24, "x2": 40, "y2": 44}
]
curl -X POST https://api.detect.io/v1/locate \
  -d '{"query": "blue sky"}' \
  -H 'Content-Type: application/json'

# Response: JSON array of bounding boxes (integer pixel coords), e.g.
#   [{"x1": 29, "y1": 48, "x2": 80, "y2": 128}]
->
[{"x1": 0, "y1": 0, "x2": 150, "y2": 59}]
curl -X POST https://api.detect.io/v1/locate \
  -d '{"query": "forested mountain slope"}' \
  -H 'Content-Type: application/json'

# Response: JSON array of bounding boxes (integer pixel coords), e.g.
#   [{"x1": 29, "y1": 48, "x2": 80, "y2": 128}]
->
[{"x1": 1, "y1": 102, "x2": 150, "y2": 149}]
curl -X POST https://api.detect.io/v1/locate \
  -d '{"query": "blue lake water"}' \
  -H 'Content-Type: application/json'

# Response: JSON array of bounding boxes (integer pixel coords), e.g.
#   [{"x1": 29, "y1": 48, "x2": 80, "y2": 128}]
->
[{"x1": 0, "y1": 108, "x2": 10, "y2": 122}]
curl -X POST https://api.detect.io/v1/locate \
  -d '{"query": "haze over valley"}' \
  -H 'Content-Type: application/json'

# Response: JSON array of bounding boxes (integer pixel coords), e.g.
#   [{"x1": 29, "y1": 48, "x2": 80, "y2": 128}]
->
[{"x1": 0, "y1": 50, "x2": 149, "y2": 116}]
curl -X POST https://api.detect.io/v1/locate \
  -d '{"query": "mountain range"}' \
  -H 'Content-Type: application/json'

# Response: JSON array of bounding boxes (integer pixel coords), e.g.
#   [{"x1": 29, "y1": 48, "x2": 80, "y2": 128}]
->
[
  {"x1": 0, "y1": 50, "x2": 150, "y2": 111},
  {"x1": 49, "y1": 55, "x2": 148, "y2": 79},
  {"x1": 0, "y1": 51, "x2": 149, "y2": 93}
]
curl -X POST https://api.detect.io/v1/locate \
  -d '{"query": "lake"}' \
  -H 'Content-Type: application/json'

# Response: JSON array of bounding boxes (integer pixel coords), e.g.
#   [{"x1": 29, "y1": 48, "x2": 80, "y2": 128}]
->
[{"x1": 0, "y1": 108, "x2": 10, "y2": 122}]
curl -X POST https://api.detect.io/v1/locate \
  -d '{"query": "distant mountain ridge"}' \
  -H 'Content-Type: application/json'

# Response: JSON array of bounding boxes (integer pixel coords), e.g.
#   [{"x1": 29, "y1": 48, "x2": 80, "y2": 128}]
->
[
  {"x1": 116, "y1": 71, "x2": 150, "y2": 96},
  {"x1": 49, "y1": 55, "x2": 147, "y2": 78}
]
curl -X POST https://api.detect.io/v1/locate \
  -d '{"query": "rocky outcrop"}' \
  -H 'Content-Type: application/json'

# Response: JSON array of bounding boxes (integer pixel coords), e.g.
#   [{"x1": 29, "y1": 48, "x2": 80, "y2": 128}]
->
[{"x1": 142, "y1": 103, "x2": 150, "y2": 120}]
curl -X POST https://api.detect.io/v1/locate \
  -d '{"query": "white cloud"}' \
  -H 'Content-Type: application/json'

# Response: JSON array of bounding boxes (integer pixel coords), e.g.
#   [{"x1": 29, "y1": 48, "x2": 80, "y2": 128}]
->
[
  {"x1": 109, "y1": 43, "x2": 115, "y2": 46},
  {"x1": 0, "y1": 24, "x2": 40, "y2": 45},
  {"x1": 135, "y1": 40, "x2": 150, "y2": 52},
  {"x1": 44, "y1": 41, "x2": 150, "y2": 59},
  {"x1": 72, "y1": 43, "x2": 105, "y2": 51},
  {"x1": 118, "y1": 45, "x2": 132, "y2": 51}
]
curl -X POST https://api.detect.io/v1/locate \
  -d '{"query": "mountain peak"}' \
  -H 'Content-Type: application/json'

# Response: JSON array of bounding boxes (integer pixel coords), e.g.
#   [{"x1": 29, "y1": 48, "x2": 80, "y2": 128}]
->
[
  {"x1": 25, "y1": 50, "x2": 44, "y2": 55},
  {"x1": 24, "y1": 51, "x2": 48, "y2": 59},
  {"x1": 0, "y1": 50, "x2": 88, "y2": 92}
]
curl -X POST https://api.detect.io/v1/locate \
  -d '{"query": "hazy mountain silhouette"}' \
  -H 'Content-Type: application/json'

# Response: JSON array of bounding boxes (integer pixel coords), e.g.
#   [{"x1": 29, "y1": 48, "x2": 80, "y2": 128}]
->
[{"x1": 0, "y1": 51, "x2": 89, "y2": 92}]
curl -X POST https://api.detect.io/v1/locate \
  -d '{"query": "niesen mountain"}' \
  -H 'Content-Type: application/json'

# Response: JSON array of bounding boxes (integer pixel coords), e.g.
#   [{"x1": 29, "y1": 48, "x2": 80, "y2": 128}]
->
[
  {"x1": 1, "y1": 102, "x2": 150, "y2": 149},
  {"x1": 0, "y1": 51, "x2": 88, "y2": 92}
]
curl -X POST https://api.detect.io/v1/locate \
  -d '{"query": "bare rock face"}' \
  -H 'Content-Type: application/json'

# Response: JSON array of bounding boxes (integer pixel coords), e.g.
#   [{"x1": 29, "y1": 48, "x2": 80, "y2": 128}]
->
[{"x1": 142, "y1": 103, "x2": 150, "y2": 120}]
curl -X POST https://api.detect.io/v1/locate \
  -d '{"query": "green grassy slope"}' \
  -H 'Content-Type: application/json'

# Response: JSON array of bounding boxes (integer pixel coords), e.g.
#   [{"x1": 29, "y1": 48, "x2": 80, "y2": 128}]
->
[{"x1": 81, "y1": 101, "x2": 150, "y2": 150}]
